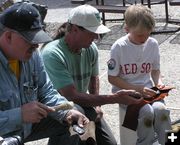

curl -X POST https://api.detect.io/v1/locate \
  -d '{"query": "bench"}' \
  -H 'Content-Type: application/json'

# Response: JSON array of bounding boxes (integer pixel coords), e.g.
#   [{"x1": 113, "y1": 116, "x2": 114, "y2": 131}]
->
[
  {"x1": 169, "y1": 0, "x2": 180, "y2": 5},
  {"x1": 142, "y1": 0, "x2": 180, "y2": 34},
  {"x1": 70, "y1": 0, "x2": 127, "y2": 25},
  {"x1": 71, "y1": 0, "x2": 93, "y2": 4},
  {"x1": 71, "y1": 0, "x2": 86, "y2": 5},
  {"x1": 166, "y1": 0, "x2": 180, "y2": 24},
  {"x1": 94, "y1": 5, "x2": 127, "y2": 13},
  {"x1": 92, "y1": 5, "x2": 128, "y2": 25}
]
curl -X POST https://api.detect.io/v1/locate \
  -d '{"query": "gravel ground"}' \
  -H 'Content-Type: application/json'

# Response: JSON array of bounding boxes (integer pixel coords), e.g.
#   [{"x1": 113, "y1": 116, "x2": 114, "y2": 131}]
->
[{"x1": 22, "y1": 0, "x2": 180, "y2": 144}]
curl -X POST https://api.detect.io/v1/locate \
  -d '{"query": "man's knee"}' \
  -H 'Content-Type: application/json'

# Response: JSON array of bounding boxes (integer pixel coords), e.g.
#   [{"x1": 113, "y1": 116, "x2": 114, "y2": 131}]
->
[{"x1": 0, "y1": 136, "x2": 24, "y2": 145}]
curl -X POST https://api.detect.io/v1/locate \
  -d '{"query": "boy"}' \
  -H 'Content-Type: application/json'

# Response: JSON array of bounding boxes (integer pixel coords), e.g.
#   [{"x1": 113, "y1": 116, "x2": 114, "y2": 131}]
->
[{"x1": 108, "y1": 5, "x2": 171, "y2": 145}]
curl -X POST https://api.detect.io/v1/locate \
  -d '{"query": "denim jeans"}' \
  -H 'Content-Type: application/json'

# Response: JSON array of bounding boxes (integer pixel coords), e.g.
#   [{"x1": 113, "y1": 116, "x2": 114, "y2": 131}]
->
[
  {"x1": 24, "y1": 117, "x2": 80, "y2": 145},
  {"x1": 1, "y1": 136, "x2": 23, "y2": 145}
]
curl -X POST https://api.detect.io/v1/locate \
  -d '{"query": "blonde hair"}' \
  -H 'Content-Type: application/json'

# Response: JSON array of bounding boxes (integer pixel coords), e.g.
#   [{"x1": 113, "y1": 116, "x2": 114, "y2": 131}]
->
[{"x1": 124, "y1": 5, "x2": 155, "y2": 31}]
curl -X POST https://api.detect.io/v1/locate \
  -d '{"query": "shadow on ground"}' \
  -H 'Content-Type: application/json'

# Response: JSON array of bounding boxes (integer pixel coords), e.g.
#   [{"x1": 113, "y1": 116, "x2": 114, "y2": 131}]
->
[
  {"x1": 97, "y1": 24, "x2": 179, "y2": 50},
  {"x1": 170, "y1": 33, "x2": 180, "y2": 44},
  {"x1": 45, "y1": 22, "x2": 179, "y2": 51}
]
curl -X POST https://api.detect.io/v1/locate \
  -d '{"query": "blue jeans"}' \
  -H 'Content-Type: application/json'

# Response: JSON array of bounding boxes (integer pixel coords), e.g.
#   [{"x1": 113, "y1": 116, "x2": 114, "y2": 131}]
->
[
  {"x1": 24, "y1": 117, "x2": 80, "y2": 145},
  {"x1": 3, "y1": 107, "x2": 117, "y2": 145}
]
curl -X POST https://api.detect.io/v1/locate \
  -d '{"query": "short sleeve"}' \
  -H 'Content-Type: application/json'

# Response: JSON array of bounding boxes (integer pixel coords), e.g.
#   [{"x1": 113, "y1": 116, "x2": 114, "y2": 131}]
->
[
  {"x1": 107, "y1": 42, "x2": 121, "y2": 76},
  {"x1": 42, "y1": 47, "x2": 74, "y2": 90}
]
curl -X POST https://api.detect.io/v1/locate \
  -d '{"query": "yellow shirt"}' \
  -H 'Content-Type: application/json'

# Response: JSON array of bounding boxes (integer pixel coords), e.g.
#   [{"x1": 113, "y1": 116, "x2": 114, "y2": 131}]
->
[{"x1": 8, "y1": 59, "x2": 20, "y2": 79}]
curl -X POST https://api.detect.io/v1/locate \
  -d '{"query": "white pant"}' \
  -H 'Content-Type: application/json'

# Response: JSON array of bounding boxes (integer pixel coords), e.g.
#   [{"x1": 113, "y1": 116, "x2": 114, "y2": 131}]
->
[{"x1": 120, "y1": 101, "x2": 171, "y2": 145}]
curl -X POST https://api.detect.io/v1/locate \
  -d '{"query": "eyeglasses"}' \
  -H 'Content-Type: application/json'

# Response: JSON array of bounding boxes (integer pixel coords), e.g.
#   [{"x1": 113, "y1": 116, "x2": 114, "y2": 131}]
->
[
  {"x1": 7, "y1": 29, "x2": 29, "y2": 42},
  {"x1": 8, "y1": 29, "x2": 38, "y2": 46},
  {"x1": 8, "y1": 29, "x2": 39, "y2": 49}
]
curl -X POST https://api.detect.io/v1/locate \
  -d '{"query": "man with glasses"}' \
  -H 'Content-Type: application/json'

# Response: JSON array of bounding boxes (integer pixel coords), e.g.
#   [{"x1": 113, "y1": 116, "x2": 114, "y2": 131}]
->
[
  {"x1": 0, "y1": 2, "x2": 89, "y2": 145},
  {"x1": 42, "y1": 4, "x2": 143, "y2": 145}
]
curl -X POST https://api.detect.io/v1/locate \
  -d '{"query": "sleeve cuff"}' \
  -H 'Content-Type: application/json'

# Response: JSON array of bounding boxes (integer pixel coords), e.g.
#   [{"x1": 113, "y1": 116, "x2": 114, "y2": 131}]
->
[{"x1": 8, "y1": 107, "x2": 22, "y2": 129}]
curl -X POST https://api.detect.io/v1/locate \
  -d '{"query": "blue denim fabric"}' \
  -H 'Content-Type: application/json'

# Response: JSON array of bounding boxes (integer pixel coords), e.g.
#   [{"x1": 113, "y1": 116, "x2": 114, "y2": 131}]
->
[{"x1": 0, "y1": 50, "x2": 68, "y2": 139}]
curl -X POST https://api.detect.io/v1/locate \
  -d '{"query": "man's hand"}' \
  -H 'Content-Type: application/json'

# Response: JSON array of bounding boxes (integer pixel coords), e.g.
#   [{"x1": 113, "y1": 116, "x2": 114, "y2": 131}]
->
[
  {"x1": 143, "y1": 87, "x2": 157, "y2": 98},
  {"x1": 115, "y1": 89, "x2": 144, "y2": 105},
  {"x1": 65, "y1": 109, "x2": 89, "y2": 128},
  {"x1": 21, "y1": 101, "x2": 55, "y2": 123}
]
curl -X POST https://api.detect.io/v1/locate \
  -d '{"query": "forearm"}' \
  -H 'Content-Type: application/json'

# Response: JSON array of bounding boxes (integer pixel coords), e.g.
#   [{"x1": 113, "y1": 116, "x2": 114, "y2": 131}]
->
[
  {"x1": 88, "y1": 76, "x2": 99, "y2": 95},
  {"x1": 88, "y1": 76, "x2": 102, "y2": 110},
  {"x1": 60, "y1": 89, "x2": 115, "y2": 107},
  {"x1": 72, "y1": 92, "x2": 139, "y2": 106},
  {"x1": 59, "y1": 85, "x2": 141, "y2": 106},
  {"x1": 49, "y1": 109, "x2": 70, "y2": 124},
  {"x1": 151, "y1": 70, "x2": 162, "y2": 86},
  {"x1": 108, "y1": 75, "x2": 143, "y2": 92}
]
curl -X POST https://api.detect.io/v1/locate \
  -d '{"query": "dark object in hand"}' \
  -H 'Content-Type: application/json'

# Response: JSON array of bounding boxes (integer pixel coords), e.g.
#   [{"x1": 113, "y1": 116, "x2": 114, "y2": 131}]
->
[
  {"x1": 144, "y1": 86, "x2": 175, "y2": 102},
  {"x1": 129, "y1": 93, "x2": 142, "y2": 99},
  {"x1": 73, "y1": 124, "x2": 85, "y2": 135}
]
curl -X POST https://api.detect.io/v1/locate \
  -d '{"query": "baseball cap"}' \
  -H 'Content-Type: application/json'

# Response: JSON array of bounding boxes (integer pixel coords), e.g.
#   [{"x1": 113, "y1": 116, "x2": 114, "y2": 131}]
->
[
  {"x1": 0, "y1": 2, "x2": 52, "y2": 44},
  {"x1": 68, "y1": 4, "x2": 110, "y2": 34}
]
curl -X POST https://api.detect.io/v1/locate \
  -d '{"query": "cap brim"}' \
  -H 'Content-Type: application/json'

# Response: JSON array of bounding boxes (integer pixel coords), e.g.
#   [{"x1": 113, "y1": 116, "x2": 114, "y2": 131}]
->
[
  {"x1": 20, "y1": 29, "x2": 52, "y2": 44},
  {"x1": 84, "y1": 24, "x2": 110, "y2": 34}
]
